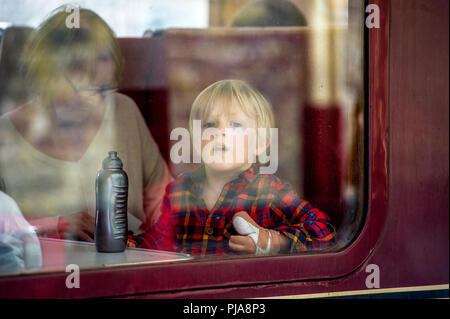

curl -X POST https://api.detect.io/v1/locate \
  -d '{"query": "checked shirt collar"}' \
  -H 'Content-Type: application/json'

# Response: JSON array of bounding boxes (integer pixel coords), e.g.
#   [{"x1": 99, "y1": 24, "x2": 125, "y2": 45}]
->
[{"x1": 184, "y1": 164, "x2": 260, "y2": 201}]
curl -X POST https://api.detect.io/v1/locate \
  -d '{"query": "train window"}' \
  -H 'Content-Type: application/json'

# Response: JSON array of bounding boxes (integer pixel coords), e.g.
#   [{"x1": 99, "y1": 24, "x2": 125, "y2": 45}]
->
[
  {"x1": 0, "y1": 0, "x2": 365, "y2": 277},
  {"x1": 0, "y1": 0, "x2": 209, "y2": 37}
]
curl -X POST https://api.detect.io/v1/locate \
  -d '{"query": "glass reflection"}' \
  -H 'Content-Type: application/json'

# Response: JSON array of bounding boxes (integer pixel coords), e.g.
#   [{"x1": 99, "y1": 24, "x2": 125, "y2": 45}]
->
[{"x1": 0, "y1": 0, "x2": 365, "y2": 276}]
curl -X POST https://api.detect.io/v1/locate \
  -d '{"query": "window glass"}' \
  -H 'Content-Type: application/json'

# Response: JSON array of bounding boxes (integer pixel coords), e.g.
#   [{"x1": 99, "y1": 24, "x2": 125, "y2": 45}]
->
[
  {"x1": 0, "y1": 0, "x2": 209, "y2": 36},
  {"x1": 0, "y1": 0, "x2": 365, "y2": 277}
]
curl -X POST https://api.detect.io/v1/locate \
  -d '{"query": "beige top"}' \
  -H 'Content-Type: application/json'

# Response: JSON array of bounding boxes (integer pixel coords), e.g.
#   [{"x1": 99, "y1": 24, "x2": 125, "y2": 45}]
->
[{"x1": 0, "y1": 93, "x2": 169, "y2": 233}]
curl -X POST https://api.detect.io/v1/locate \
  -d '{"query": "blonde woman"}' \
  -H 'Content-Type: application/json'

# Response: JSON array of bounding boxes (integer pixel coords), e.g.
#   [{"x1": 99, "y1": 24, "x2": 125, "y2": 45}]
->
[{"x1": 0, "y1": 6, "x2": 171, "y2": 241}]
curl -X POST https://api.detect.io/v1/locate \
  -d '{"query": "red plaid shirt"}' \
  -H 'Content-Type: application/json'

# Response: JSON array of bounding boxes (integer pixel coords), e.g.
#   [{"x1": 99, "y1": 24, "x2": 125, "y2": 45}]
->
[{"x1": 130, "y1": 165, "x2": 336, "y2": 256}]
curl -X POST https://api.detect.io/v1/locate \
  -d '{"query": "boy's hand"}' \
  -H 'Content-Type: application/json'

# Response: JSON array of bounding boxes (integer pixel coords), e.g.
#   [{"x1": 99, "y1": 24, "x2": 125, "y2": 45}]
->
[{"x1": 229, "y1": 211, "x2": 285, "y2": 255}]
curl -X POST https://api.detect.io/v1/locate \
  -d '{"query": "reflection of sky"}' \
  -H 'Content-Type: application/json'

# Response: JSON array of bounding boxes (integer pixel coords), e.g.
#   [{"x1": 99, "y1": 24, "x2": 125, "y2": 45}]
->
[{"x1": 0, "y1": 0, "x2": 209, "y2": 37}]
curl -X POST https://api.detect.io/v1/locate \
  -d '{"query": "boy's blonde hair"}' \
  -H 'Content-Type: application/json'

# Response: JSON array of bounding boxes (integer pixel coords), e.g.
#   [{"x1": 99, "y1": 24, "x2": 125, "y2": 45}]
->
[
  {"x1": 23, "y1": 5, "x2": 122, "y2": 103},
  {"x1": 189, "y1": 79, "x2": 275, "y2": 136}
]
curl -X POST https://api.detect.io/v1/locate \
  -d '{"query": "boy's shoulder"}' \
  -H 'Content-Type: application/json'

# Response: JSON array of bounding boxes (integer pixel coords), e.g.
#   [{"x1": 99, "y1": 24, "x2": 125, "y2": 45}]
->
[{"x1": 252, "y1": 170, "x2": 291, "y2": 189}]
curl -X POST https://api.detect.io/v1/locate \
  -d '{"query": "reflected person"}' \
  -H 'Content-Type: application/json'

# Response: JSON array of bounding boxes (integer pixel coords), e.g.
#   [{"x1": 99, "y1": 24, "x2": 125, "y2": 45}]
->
[{"x1": 0, "y1": 6, "x2": 172, "y2": 242}]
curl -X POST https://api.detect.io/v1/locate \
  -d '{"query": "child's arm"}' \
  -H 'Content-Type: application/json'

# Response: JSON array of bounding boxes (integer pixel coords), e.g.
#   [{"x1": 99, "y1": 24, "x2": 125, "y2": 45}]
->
[
  {"x1": 127, "y1": 182, "x2": 177, "y2": 251},
  {"x1": 269, "y1": 182, "x2": 336, "y2": 253},
  {"x1": 229, "y1": 182, "x2": 336, "y2": 255}
]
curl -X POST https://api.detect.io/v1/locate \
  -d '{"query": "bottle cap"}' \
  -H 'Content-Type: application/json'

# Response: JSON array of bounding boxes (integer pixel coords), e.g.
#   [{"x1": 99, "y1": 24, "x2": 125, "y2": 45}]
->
[{"x1": 102, "y1": 151, "x2": 123, "y2": 170}]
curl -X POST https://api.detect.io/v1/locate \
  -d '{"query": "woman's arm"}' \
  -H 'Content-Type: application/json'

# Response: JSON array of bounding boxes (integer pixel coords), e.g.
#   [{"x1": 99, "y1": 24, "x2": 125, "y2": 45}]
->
[
  {"x1": 269, "y1": 182, "x2": 336, "y2": 252},
  {"x1": 128, "y1": 182, "x2": 177, "y2": 251},
  {"x1": 27, "y1": 212, "x2": 95, "y2": 242}
]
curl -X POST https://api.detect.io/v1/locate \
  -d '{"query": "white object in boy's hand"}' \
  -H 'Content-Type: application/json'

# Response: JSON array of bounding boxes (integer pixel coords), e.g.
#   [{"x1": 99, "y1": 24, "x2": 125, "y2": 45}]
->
[{"x1": 232, "y1": 211, "x2": 277, "y2": 255}]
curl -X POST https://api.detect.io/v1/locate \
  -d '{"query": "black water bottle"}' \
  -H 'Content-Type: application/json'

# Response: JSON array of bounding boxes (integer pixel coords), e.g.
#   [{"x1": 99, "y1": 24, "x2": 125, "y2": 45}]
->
[{"x1": 95, "y1": 151, "x2": 128, "y2": 252}]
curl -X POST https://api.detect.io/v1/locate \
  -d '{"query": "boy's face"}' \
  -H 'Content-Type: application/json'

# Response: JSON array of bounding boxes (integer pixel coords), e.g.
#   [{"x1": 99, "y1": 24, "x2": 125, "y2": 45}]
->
[{"x1": 200, "y1": 102, "x2": 259, "y2": 174}]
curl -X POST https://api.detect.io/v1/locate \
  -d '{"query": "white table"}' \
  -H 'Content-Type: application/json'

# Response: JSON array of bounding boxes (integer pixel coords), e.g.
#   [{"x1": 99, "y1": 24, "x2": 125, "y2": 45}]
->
[{"x1": 11, "y1": 238, "x2": 193, "y2": 276}]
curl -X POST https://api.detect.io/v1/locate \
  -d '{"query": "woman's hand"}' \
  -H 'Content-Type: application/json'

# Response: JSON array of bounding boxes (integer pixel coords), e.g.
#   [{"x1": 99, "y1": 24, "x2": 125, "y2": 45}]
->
[
  {"x1": 58, "y1": 211, "x2": 95, "y2": 242},
  {"x1": 229, "y1": 211, "x2": 288, "y2": 255}
]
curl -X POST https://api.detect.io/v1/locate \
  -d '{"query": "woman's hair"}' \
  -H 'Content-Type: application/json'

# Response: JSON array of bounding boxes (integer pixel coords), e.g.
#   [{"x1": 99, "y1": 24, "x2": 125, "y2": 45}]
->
[
  {"x1": 189, "y1": 79, "x2": 275, "y2": 136},
  {"x1": 0, "y1": 26, "x2": 34, "y2": 113},
  {"x1": 23, "y1": 5, "x2": 122, "y2": 102}
]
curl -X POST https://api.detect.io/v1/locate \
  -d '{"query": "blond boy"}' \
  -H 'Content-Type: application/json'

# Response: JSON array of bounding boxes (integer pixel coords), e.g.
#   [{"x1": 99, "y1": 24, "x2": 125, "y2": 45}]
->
[{"x1": 129, "y1": 79, "x2": 335, "y2": 256}]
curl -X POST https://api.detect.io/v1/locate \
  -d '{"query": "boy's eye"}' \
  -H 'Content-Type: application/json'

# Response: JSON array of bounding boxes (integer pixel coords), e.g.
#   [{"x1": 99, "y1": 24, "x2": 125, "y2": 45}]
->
[
  {"x1": 97, "y1": 51, "x2": 112, "y2": 62},
  {"x1": 230, "y1": 122, "x2": 242, "y2": 128},
  {"x1": 204, "y1": 122, "x2": 215, "y2": 128}
]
